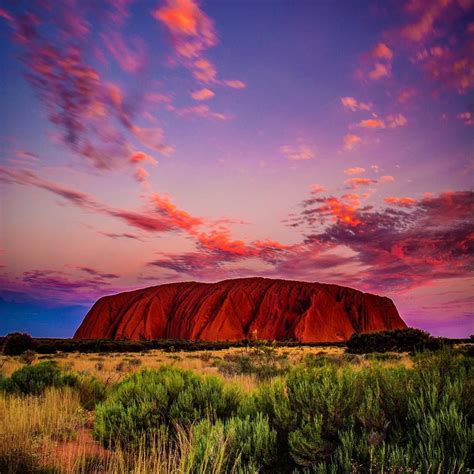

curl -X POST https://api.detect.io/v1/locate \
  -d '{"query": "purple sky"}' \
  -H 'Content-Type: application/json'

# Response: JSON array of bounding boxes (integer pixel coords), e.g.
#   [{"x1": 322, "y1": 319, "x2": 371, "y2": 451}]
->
[{"x1": 0, "y1": 0, "x2": 473, "y2": 338}]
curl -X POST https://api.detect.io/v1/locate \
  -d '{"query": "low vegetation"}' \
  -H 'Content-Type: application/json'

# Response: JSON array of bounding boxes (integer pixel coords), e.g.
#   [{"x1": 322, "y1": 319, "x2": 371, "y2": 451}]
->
[{"x1": 0, "y1": 332, "x2": 472, "y2": 473}]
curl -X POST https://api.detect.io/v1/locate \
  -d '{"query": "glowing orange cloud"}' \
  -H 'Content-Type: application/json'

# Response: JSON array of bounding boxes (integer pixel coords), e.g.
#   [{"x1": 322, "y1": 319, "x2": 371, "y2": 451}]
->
[
  {"x1": 384, "y1": 196, "x2": 416, "y2": 207},
  {"x1": 319, "y1": 197, "x2": 361, "y2": 226},
  {"x1": 345, "y1": 177, "x2": 377, "y2": 189},
  {"x1": 151, "y1": 193, "x2": 203, "y2": 230},
  {"x1": 372, "y1": 42, "x2": 393, "y2": 60},
  {"x1": 129, "y1": 151, "x2": 158, "y2": 164},
  {"x1": 191, "y1": 88, "x2": 215, "y2": 100},
  {"x1": 358, "y1": 118, "x2": 386, "y2": 128},
  {"x1": 153, "y1": 0, "x2": 217, "y2": 57},
  {"x1": 344, "y1": 167, "x2": 365, "y2": 175}
]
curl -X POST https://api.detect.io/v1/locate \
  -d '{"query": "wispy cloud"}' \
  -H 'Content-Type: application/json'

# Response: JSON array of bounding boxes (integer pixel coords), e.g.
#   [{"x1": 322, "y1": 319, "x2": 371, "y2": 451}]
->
[
  {"x1": 340, "y1": 96, "x2": 371, "y2": 111},
  {"x1": 344, "y1": 167, "x2": 365, "y2": 175},
  {"x1": 280, "y1": 144, "x2": 315, "y2": 161}
]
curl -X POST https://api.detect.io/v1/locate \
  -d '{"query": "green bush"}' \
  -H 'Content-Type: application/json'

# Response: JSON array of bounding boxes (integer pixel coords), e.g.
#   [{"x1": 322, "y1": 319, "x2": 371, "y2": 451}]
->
[
  {"x1": 189, "y1": 413, "x2": 277, "y2": 471},
  {"x1": 6, "y1": 361, "x2": 78, "y2": 395},
  {"x1": 238, "y1": 355, "x2": 472, "y2": 471},
  {"x1": 94, "y1": 366, "x2": 243, "y2": 446},
  {"x1": 2, "y1": 333, "x2": 35, "y2": 356}
]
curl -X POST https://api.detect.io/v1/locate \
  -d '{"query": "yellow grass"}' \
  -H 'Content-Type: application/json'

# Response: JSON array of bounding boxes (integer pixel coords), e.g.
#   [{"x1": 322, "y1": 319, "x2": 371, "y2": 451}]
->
[
  {"x1": 0, "y1": 387, "x2": 85, "y2": 472},
  {"x1": 0, "y1": 387, "x2": 236, "y2": 473}
]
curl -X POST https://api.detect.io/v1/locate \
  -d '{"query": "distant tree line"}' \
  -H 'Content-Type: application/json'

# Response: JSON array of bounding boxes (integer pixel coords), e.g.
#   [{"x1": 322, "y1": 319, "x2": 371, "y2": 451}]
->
[{"x1": 1, "y1": 329, "x2": 470, "y2": 356}]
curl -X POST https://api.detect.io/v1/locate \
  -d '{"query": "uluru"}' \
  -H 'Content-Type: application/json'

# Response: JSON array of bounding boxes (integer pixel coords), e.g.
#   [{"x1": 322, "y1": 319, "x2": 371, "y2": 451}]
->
[{"x1": 74, "y1": 277, "x2": 406, "y2": 342}]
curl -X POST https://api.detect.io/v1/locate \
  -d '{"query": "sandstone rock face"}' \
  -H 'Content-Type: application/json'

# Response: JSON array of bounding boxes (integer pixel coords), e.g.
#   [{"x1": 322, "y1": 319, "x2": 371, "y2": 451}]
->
[{"x1": 74, "y1": 277, "x2": 406, "y2": 342}]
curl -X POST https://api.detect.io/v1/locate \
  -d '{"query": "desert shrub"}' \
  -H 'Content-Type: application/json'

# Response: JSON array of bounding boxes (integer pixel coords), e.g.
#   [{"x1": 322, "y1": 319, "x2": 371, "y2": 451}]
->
[
  {"x1": 216, "y1": 343, "x2": 289, "y2": 380},
  {"x1": 19, "y1": 350, "x2": 36, "y2": 365},
  {"x1": 2, "y1": 333, "x2": 35, "y2": 356},
  {"x1": 5, "y1": 361, "x2": 79, "y2": 395},
  {"x1": 238, "y1": 356, "x2": 473, "y2": 471},
  {"x1": 94, "y1": 366, "x2": 243, "y2": 447},
  {"x1": 189, "y1": 414, "x2": 277, "y2": 471},
  {"x1": 128, "y1": 357, "x2": 142, "y2": 367},
  {"x1": 77, "y1": 375, "x2": 107, "y2": 410},
  {"x1": 346, "y1": 328, "x2": 446, "y2": 354},
  {"x1": 199, "y1": 351, "x2": 212, "y2": 362},
  {"x1": 114, "y1": 361, "x2": 129, "y2": 372}
]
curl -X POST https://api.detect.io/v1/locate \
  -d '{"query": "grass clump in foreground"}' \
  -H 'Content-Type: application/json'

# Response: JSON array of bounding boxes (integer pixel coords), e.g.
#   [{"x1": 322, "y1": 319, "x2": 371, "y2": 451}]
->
[{"x1": 0, "y1": 347, "x2": 472, "y2": 473}]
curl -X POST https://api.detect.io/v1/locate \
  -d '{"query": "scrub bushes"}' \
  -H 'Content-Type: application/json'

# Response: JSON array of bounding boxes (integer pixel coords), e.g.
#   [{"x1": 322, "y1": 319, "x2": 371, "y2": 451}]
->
[
  {"x1": 238, "y1": 350, "x2": 472, "y2": 471},
  {"x1": 2, "y1": 361, "x2": 77, "y2": 395},
  {"x1": 94, "y1": 366, "x2": 242, "y2": 447}
]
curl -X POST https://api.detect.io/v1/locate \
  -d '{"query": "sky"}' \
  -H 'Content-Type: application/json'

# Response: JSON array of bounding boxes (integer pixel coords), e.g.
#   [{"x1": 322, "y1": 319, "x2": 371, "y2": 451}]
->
[{"x1": 0, "y1": 0, "x2": 473, "y2": 338}]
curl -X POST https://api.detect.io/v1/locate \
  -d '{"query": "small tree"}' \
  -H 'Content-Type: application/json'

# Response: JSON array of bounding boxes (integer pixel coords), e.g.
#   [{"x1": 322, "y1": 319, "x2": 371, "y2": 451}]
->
[{"x1": 3, "y1": 333, "x2": 35, "y2": 356}]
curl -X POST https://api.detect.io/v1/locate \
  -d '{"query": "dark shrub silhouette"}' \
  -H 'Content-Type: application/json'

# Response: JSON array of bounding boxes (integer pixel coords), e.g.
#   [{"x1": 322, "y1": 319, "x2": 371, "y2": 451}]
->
[{"x1": 3, "y1": 333, "x2": 35, "y2": 356}]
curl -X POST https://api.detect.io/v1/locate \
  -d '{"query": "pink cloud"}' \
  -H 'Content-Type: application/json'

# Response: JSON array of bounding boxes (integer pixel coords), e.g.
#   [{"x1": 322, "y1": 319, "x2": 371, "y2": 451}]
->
[
  {"x1": 457, "y1": 111, "x2": 473, "y2": 125},
  {"x1": 280, "y1": 144, "x2": 315, "y2": 161},
  {"x1": 191, "y1": 87, "x2": 215, "y2": 100},
  {"x1": 340, "y1": 96, "x2": 371, "y2": 111},
  {"x1": 129, "y1": 151, "x2": 158, "y2": 164},
  {"x1": 344, "y1": 167, "x2": 365, "y2": 175},
  {"x1": 101, "y1": 31, "x2": 146, "y2": 72},
  {"x1": 372, "y1": 42, "x2": 393, "y2": 60},
  {"x1": 177, "y1": 104, "x2": 229, "y2": 120},
  {"x1": 2, "y1": 9, "x2": 172, "y2": 172},
  {"x1": 386, "y1": 114, "x2": 408, "y2": 128},
  {"x1": 224, "y1": 80, "x2": 246, "y2": 89},
  {"x1": 379, "y1": 175, "x2": 395, "y2": 183},
  {"x1": 310, "y1": 184, "x2": 326, "y2": 194},
  {"x1": 368, "y1": 63, "x2": 391, "y2": 80},
  {"x1": 345, "y1": 177, "x2": 377, "y2": 189},
  {"x1": 358, "y1": 117, "x2": 386, "y2": 128},
  {"x1": 134, "y1": 167, "x2": 150, "y2": 183},
  {"x1": 398, "y1": 88, "x2": 416, "y2": 103},
  {"x1": 153, "y1": 0, "x2": 220, "y2": 84},
  {"x1": 343, "y1": 133, "x2": 361, "y2": 151}
]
